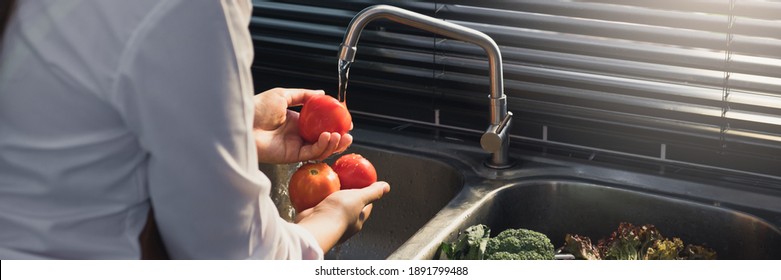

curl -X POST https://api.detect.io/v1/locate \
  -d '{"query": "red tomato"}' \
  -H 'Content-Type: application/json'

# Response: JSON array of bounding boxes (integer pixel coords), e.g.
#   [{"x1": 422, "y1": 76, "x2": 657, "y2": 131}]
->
[
  {"x1": 298, "y1": 94, "x2": 352, "y2": 144},
  {"x1": 332, "y1": 153, "x2": 377, "y2": 190},
  {"x1": 288, "y1": 162, "x2": 340, "y2": 212}
]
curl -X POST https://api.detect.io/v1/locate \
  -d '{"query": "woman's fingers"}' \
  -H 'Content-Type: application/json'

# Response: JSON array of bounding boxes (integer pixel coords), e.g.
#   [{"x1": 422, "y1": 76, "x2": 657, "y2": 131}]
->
[
  {"x1": 284, "y1": 88, "x2": 325, "y2": 107},
  {"x1": 334, "y1": 133, "x2": 352, "y2": 155},
  {"x1": 306, "y1": 132, "x2": 351, "y2": 161}
]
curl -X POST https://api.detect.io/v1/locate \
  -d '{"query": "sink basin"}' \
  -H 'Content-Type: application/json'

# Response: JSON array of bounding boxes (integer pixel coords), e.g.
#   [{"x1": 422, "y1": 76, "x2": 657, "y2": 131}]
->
[
  {"x1": 424, "y1": 179, "x2": 781, "y2": 260},
  {"x1": 259, "y1": 144, "x2": 464, "y2": 260}
]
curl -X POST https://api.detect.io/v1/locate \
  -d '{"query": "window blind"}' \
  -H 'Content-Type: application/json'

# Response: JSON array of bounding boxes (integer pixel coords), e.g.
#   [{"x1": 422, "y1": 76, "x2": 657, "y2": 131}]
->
[{"x1": 252, "y1": 0, "x2": 781, "y2": 178}]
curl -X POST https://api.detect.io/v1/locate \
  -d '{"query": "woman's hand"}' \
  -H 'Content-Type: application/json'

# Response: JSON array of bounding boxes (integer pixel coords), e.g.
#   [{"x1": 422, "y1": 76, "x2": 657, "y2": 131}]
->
[
  {"x1": 295, "y1": 181, "x2": 391, "y2": 252},
  {"x1": 253, "y1": 88, "x2": 352, "y2": 164}
]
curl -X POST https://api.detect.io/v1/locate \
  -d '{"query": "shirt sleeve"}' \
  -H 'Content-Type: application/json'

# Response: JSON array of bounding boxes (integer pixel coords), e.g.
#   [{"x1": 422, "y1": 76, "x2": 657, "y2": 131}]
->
[{"x1": 109, "y1": 0, "x2": 323, "y2": 259}]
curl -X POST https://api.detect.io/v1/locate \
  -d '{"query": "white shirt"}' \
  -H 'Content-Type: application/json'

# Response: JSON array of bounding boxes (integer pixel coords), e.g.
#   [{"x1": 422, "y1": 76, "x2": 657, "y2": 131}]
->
[{"x1": 0, "y1": 0, "x2": 323, "y2": 259}]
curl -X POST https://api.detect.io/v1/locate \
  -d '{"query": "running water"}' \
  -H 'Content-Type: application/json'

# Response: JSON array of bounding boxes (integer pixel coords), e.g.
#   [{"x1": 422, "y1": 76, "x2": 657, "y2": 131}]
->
[{"x1": 337, "y1": 59, "x2": 352, "y2": 104}]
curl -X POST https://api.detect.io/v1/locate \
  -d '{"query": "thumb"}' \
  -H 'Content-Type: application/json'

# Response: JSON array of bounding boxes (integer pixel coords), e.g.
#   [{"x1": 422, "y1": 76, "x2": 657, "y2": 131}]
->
[{"x1": 357, "y1": 181, "x2": 390, "y2": 205}]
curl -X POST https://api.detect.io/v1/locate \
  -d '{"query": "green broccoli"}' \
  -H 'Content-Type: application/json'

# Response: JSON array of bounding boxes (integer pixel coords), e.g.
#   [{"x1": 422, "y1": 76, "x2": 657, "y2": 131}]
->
[{"x1": 485, "y1": 228, "x2": 555, "y2": 260}]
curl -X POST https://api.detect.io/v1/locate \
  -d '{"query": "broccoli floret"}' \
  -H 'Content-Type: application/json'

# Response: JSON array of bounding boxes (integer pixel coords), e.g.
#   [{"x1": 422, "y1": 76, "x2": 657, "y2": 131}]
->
[
  {"x1": 485, "y1": 251, "x2": 516, "y2": 260},
  {"x1": 485, "y1": 228, "x2": 555, "y2": 260},
  {"x1": 485, "y1": 251, "x2": 552, "y2": 260}
]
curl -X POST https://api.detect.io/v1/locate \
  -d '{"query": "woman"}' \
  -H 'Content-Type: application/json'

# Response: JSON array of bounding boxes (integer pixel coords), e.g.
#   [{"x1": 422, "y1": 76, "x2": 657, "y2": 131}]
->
[{"x1": 0, "y1": 0, "x2": 389, "y2": 259}]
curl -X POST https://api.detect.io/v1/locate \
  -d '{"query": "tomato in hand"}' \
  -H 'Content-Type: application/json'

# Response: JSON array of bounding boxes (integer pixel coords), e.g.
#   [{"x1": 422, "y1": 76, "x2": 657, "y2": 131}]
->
[
  {"x1": 298, "y1": 94, "x2": 352, "y2": 144},
  {"x1": 288, "y1": 162, "x2": 341, "y2": 212},
  {"x1": 332, "y1": 153, "x2": 377, "y2": 190}
]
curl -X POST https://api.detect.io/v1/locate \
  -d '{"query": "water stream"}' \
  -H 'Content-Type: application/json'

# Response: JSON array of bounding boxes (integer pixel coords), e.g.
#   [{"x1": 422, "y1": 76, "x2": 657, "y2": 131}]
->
[{"x1": 337, "y1": 59, "x2": 352, "y2": 104}]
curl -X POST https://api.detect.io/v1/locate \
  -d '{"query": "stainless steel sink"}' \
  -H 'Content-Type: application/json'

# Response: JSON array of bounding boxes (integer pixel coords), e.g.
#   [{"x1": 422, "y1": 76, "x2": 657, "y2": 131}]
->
[
  {"x1": 396, "y1": 179, "x2": 781, "y2": 260},
  {"x1": 259, "y1": 144, "x2": 464, "y2": 260},
  {"x1": 262, "y1": 128, "x2": 781, "y2": 260}
]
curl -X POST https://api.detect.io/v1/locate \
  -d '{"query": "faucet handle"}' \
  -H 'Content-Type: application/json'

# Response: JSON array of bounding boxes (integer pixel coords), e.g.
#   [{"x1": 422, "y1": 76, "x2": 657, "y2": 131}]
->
[{"x1": 480, "y1": 111, "x2": 513, "y2": 153}]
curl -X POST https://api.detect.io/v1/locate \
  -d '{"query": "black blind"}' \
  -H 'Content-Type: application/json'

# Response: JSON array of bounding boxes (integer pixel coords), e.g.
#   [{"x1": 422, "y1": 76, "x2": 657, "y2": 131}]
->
[{"x1": 252, "y1": 0, "x2": 781, "y2": 178}]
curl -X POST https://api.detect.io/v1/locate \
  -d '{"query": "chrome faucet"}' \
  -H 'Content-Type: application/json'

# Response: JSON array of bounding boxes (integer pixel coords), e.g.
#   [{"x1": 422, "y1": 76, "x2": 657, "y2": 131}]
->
[{"x1": 338, "y1": 5, "x2": 514, "y2": 168}]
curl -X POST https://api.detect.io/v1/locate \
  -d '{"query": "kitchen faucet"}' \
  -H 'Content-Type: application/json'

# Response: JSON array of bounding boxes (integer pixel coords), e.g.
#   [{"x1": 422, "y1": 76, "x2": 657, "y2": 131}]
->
[{"x1": 338, "y1": 5, "x2": 514, "y2": 169}]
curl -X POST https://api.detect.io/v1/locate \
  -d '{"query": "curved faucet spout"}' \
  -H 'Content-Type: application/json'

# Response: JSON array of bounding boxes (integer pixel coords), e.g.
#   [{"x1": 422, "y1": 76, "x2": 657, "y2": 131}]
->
[{"x1": 339, "y1": 5, "x2": 514, "y2": 168}]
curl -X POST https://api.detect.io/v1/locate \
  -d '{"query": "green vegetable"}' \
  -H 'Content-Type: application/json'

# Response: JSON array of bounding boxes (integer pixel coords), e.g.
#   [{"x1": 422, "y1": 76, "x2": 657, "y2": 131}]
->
[
  {"x1": 436, "y1": 224, "x2": 490, "y2": 260},
  {"x1": 485, "y1": 228, "x2": 555, "y2": 260},
  {"x1": 560, "y1": 223, "x2": 717, "y2": 260},
  {"x1": 600, "y1": 222, "x2": 643, "y2": 260},
  {"x1": 644, "y1": 238, "x2": 684, "y2": 260},
  {"x1": 561, "y1": 234, "x2": 600, "y2": 260},
  {"x1": 436, "y1": 225, "x2": 554, "y2": 260},
  {"x1": 636, "y1": 224, "x2": 664, "y2": 257},
  {"x1": 599, "y1": 223, "x2": 687, "y2": 260}
]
